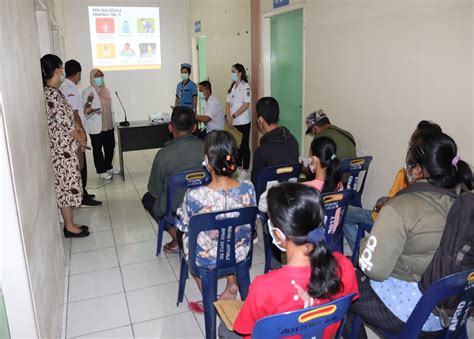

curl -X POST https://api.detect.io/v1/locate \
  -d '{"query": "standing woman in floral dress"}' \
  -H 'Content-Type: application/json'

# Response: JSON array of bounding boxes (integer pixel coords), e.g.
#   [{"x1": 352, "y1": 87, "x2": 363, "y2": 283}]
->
[{"x1": 41, "y1": 54, "x2": 90, "y2": 238}]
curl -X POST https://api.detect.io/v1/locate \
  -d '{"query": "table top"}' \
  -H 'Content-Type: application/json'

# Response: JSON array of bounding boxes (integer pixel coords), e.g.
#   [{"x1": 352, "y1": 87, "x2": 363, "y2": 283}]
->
[{"x1": 116, "y1": 120, "x2": 168, "y2": 129}]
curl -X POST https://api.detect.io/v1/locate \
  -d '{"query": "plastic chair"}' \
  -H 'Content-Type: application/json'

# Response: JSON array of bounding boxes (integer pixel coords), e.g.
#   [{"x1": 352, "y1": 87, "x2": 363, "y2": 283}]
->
[
  {"x1": 351, "y1": 223, "x2": 373, "y2": 264},
  {"x1": 176, "y1": 206, "x2": 258, "y2": 339},
  {"x1": 255, "y1": 163, "x2": 302, "y2": 273},
  {"x1": 155, "y1": 169, "x2": 211, "y2": 256},
  {"x1": 349, "y1": 270, "x2": 474, "y2": 339},
  {"x1": 321, "y1": 189, "x2": 354, "y2": 253},
  {"x1": 338, "y1": 156, "x2": 372, "y2": 208},
  {"x1": 252, "y1": 292, "x2": 357, "y2": 339}
]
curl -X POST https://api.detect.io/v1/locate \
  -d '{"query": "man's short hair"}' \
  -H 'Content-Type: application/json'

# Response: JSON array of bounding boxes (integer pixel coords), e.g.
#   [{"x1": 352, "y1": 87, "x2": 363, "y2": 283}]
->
[
  {"x1": 65, "y1": 59, "x2": 82, "y2": 78},
  {"x1": 198, "y1": 80, "x2": 212, "y2": 93},
  {"x1": 171, "y1": 106, "x2": 196, "y2": 132},
  {"x1": 256, "y1": 97, "x2": 279, "y2": 124}
]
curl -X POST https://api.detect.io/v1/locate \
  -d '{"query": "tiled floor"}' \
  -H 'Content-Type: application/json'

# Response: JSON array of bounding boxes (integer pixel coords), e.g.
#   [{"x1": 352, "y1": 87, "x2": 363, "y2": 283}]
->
[
  {"x1": 61, "y1": 149, "x2": 473, "y2": 338},
  {"x1": 61, "y1": 149, "x2": 269, "y2": 338}
]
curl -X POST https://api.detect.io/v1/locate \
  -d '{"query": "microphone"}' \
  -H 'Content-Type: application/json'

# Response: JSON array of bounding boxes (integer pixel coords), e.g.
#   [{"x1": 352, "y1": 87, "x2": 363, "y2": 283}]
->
[{"x1": 115, "y1": 91, "x2": 130, "y2": 127}]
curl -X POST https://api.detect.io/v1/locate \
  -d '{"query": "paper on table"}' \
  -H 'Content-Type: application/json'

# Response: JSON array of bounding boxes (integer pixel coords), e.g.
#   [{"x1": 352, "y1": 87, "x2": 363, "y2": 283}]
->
[{"x1": 214, "y1": 300, "x2": 244, "y2": 331}]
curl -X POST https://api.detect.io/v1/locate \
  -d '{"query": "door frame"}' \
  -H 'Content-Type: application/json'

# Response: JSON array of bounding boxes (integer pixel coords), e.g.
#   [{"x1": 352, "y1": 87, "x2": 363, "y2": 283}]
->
[{"x1": 261, "y1": 3, "x2": 306, "y2": 154}]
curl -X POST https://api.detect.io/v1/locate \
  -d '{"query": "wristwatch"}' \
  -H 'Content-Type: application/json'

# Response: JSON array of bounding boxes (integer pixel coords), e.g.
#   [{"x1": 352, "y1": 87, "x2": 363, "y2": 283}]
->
[{"x1": 232, "y1": 113, "x2": 237, "y2": 119}]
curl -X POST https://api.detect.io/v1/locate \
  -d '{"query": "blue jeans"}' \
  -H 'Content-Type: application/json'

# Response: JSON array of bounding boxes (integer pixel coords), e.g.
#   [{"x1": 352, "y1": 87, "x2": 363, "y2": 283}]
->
[{"x1": 343, "y1": 205, "x2": 374, "y2": 251}]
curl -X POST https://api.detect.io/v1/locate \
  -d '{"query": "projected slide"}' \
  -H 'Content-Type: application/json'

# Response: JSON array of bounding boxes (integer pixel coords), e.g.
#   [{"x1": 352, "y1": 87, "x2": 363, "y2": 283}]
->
[{"x1": 88, "y1": 6, "x2": 161, "y2": 71}]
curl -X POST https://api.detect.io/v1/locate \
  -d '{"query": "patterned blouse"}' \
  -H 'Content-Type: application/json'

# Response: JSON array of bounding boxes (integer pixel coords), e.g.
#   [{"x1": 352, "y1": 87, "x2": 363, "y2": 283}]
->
[{"x1": 176, "y1": 181, "x2": 256, "y2": 269}]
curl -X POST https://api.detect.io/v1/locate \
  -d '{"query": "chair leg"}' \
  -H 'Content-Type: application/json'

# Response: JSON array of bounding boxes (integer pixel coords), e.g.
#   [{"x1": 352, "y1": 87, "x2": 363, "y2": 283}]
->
[
  {"x1": 351, "y1": 223, "x2": 372, "y2": 265},
  {"x1": 260, "y1": 213, "x2": 272, "y2": 273},
  {"x1": 235, "y1": 265, "x2": 251, "y2": 300},
  {"x1": 201, "y1": 271, "x2": 218, "y2": 339},
  {"x1": 349, "y1": 314, "x2": 364, "y2": 339},
  {"x1": 176, "y1": 256, "x2": 188, "y2": 306},
  {"x1": 156, "y1": 218, "x2": 165, "y2": 256}
]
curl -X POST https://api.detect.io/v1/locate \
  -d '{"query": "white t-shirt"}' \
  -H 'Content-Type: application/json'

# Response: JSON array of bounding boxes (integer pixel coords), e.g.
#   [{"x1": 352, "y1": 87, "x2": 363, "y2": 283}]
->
[
  {"x1": 81, "y1": 87, "x2": 103, "y2": 135},
  {"x1": 60, "y1": 79, "x2": 85, "y2": 126},
  {"x1": 203, "y1": 94, "x2": 225, "y2": 132},
  {"x1": 226, "y1": 81, "x2": 251, "y2": 126}
]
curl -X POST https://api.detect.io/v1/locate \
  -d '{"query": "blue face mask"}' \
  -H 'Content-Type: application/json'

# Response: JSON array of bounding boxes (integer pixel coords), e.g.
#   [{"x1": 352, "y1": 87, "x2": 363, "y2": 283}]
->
[
  {"x1": 181, "y1": 73, "x2": 189, "y2": 81},
  {"x1": 198, "y1": 91, "x2": 205, "y2": 99},
  {"x1": 94, "y1": 77, "x2": 104, "y2": 87},
  {"x1": 60, "y1": 74, "x2": 65, "y2": 83},
  {"x1": 231, "y1": 73, "x2": 238, "y2": 82}
]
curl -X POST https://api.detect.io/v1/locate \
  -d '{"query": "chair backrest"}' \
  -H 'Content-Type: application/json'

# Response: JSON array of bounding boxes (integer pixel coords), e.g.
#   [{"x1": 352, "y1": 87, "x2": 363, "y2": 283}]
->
[
  {"x1": 165, "y1": 169, "x2": 211, "y2": 223},
  {"x1": 397, "y1": 270, "x2": 474, "y2": 338},
  {"x1": 321, "y1": 189, "x2": 354, "y2": 253},
  {"x1": 338, "y1": 156, "x2": 372, "y2": 207},
  {"x1": 186, "y1": 207, "x2": 258, "y2": 275},
  {"x1": 252, "y1": 293, "x2": 357, "y2": 339},
  {"x1": 256, "y1": 163, "x2": 302, "y2": 204}
]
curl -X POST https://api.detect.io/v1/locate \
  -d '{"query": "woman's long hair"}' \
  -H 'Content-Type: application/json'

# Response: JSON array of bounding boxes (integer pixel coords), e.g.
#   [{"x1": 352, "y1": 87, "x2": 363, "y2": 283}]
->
[
  {"x1": 40, "y1": 54, "x2": 62, "y2": 86},
  {"x1": 267, "y1": 182, "x2": 342, "y2": 299},
  {"x1": 204, "y1": 131, "x2": 238, "y2": 177},
  {"x1": 227, "y1": 63, "x2": 248, "y2": 94},
  {"x1": 310, "y1": 137, "x2": 341, "y2": 192}
]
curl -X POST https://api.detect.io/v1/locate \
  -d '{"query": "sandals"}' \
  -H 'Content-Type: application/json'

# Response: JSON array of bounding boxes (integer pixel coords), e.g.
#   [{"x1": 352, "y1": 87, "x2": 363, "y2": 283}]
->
[
  {"x1": 188, "y1": 301, "x2": 205, "y2": 314},
  {"x1": 163, "y1": 242, "x2": 179, "y2": 254}
]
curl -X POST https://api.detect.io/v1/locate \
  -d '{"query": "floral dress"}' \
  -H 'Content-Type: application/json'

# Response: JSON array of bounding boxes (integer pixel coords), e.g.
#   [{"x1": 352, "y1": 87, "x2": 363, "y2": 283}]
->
[
  {"x1": 44, "y1": 87, "x2": 82, "y2": 207},
  {"x1": 176, "y1": 181, "x2": 256, "y2": 269}
]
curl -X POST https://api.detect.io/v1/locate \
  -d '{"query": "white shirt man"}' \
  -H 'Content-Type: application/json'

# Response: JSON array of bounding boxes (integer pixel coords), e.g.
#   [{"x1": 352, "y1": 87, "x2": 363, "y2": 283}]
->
[{"x1": 196, "y1": 81, "x2": 225, "y2": 134}]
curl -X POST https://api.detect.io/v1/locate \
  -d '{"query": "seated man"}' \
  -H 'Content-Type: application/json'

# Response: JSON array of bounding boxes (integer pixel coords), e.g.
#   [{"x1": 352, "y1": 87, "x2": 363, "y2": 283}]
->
[
  {"x1": 142, "y1": 106, "x2": 204, "y2": 253},
  {"x1": 305, "y1": 110, "x2": 356, "y2": 161},
  {"x1": 195, "y1": 80, "x2": 225, "y2": 138},
  {"x1": 250, "y1": 97, "x2": 299, "y2": 188}
]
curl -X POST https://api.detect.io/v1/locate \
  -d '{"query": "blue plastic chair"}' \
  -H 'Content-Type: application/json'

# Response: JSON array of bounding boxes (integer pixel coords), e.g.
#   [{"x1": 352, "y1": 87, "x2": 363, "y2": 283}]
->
[
  {"x1": 255, "y1": 163, "x2": 302, "y2": 273},
  {"x1": 155, "y1": 169, "x2": 211, "y2": 256},
  {"x1": 321, "y1": 189, "x2": 354, "y2": 253},
  {"x1": 176, "y1": 206, "x2": 258, "y2": 339},
  {"x1": 349, "y1": 270, "x2": 474, "y2": 339},
  {"x1": 338, "y1": 156, "x2": 373, "y2": 208},
  {"x1": 351, "y1": 223, "x2": 373, "y2": 264},
  {"x1": 252, "y1": 292, "x2": 357, "y2": 339}
]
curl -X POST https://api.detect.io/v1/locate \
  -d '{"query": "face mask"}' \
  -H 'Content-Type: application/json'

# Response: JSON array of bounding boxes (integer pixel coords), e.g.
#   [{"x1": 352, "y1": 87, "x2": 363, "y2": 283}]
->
[
  {"x1": 231, "y1": 73, "x2": 238, "y2": 82},
  {"x1": 405, "y1": 163, "x2": 416, "y2": 183},
  {"x1": 181, "y1": 73, "x2": 189, "y2": 81},
  {"x1": 198, "y1": 91, "x2": 205, "y2": 99},
  {"x1": 60, "y1": 74, "x2": 65, "y2": 83},
  {"x1": 309, "y1": 156, "x2": 317, "y2": 173},
  {"x1": 268, "y1": 219, "x2": 286, "y2": 252},
  {"x1": 94, "y1": 77, "x2": 104, "y2": 87},
  {"x1": 202, "y1": 156, "x2": 210, "y2": 171}
]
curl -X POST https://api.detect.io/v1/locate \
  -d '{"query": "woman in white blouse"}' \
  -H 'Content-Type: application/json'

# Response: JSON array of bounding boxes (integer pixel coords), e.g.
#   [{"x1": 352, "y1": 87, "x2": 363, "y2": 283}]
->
[{"x1": 226, "y1": 63, "x2": 251, "y2": 170}]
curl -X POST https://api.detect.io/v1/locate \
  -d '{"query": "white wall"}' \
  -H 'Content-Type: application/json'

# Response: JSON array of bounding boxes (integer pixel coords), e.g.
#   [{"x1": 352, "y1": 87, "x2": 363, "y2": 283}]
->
[
  {"x1": 188, "y1": 0, "x2": 251, "y2": 106},
  {"x1": 62, "y1": 0, "x2": 191, "y2": 122},
  {"x1": 261, "y1": 0, "x2": 473, "y2": 205},
  {"x1": 1, "y1": 0, "x2": 66, "y2": 337}
]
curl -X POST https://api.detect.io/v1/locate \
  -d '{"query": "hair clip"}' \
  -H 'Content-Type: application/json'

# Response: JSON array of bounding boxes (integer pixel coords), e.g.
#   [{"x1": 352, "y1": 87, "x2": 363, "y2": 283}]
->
[
  {"x1": 452, "y1": 155, "x2": 461, "y2": 169},
  {"x1": 222, "y1": 167, "x2": 227, "y2": 172},
  {"x1": 307, "y1": 228, "x2": 326, "y2": 245},
  {"x1": 230, "y1": 164, "x2": 235, "y2": 171},
  {"x1": 226, "y1": 155, "x2": 231, "y2": 161},
  {"x1": 330, "y1": 154, "x2": 336, "y2": 160}
]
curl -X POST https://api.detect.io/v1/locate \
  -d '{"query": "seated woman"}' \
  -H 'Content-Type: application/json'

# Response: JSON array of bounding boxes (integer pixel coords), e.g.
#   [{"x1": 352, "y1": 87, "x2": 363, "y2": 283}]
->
[
  {"x1": 304, "y1": 136, "x2": 342, "y2": 192},
  {"x1": 176, "y1": 130, "x2": 256, "y2": 313},
  {"x1": 221, "y1": 183, "x2": 358, "y2": 338},
  {"x1": 343, "y1": 120, "x2": 442, "y2": 250},
  {"x1": 348, "y1": 132, "x2": 472, "y2": 336}
]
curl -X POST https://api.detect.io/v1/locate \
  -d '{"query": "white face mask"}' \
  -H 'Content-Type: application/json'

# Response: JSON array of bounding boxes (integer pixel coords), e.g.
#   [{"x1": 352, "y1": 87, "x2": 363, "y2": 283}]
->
[
  {"x1": 268, "y1": 219, "x2": 287, "y2": 252},
  {"x1": 405, "y1": 163, "x2": 416, "y2": 183},
  {"x1": 309, "y1": 156, "x2": 317, "y2": 173}
]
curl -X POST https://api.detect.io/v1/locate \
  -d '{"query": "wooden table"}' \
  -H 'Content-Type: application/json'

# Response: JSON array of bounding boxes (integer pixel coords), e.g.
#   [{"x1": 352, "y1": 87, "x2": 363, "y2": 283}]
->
[{"x1": 116, "y1": 121, "x2": 172, "y2": 180}]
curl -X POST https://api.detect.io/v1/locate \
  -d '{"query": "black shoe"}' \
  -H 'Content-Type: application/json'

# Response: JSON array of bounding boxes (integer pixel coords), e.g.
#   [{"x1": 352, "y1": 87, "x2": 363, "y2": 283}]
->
[
  {"x1": 64, "y1": 228, "x2": 90, "y2": 238},
  {"x1": 80, "y1": 225, "x2": 89, "y2": 231},
  {"x1": 81, "y1": 197, "x2": 103, "y2": 208}
]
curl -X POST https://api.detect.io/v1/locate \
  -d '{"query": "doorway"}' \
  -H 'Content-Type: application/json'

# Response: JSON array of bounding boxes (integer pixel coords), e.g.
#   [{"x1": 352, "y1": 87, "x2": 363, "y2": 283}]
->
[{"x1": 262, "y1": 7, "x2": 304, "y2": 148}]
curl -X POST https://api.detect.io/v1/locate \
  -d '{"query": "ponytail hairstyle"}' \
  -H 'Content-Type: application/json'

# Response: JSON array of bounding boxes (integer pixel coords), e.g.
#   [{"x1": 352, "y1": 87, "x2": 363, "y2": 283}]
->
[
  {"x1": 227, "y1": 63, "x2": 248, "y2": 94},
  {"x1": 40, "y1": 54, "x2": 63, "y2": 86},
  {"x1": 267, "y1": 182, "x2": 342, "y2": 299},
  {"x1": 409, "y1": 120, "x2": 442, "y2": 146},
  {"x1": 204, "y1": 131, "x2": 238, "y2": 177},
  {"x1": 310, "y1": 136, "x2": 341, "y2": 192},
  {"x1": 406, "y1": 132, "x2": 472, "y2": 190}
]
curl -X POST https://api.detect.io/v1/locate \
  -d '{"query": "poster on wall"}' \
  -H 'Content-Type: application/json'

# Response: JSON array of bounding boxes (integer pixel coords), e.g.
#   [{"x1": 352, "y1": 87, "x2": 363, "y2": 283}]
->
[{"x1": 88, "y1": 6, "x2": 161, "y2": 71}]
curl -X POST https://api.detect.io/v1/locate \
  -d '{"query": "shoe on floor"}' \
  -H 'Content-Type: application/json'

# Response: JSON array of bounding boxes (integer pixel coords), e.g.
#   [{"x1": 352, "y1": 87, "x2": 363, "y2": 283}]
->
[
  {"x1": 107, "y1": 168, "x2": 121, "y2": 175},
  {"x1": 84, "y1": 191, "x2": 96, "y2": 199},
  {"x1": 63, "y1": 228, "x2": 90, "y2": 238},
  {"x1": 253, "y1": 230, "x2": 259, "y2": 244},
  {"x1": 99, "y1": 172, "x2": 113, "y2": 180},
  {"x1": 81, "y1": 197, "x2": 103, "y2": 208}
]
